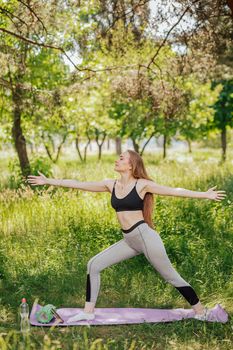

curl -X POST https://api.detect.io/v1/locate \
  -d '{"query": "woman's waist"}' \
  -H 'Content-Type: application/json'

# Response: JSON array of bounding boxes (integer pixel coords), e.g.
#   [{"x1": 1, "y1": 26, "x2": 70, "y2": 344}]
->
[
  {"x1": 121, "y1": 220, "x2": 146, "y2": 233},
  {"x1": 116, "y1": 211, "x2": 144, "y2": 231}
]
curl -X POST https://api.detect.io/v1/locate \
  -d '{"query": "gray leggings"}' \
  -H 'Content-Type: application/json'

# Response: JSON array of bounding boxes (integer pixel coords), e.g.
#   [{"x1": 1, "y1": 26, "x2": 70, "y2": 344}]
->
[{"x1": 86, "y1": 221, "x2": 199, "y2": 306}]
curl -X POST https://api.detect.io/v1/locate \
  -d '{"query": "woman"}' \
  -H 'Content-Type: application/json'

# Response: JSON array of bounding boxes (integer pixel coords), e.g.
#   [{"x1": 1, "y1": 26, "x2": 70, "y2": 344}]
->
[{"x1": 27, "y1": 149, "x2": 226, "y2": 323}]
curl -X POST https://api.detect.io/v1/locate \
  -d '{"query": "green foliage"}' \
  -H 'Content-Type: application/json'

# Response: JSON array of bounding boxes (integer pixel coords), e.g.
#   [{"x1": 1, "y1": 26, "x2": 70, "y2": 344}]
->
[
  {"x1": 109, "y1": 98, "x2": 153, "y2": 140},
  {"x1": 29, "y1": 156, "x2": 53, "y2": 179},
  {"x1": 7, "y1": 156, "x2": 52, "y2": 189},
  {"x1": 7, "y1": 158, "x2": 28, "y2": 189},
  {"x1": 178, "y1": 79, "x2": 221, "y2": 141},
  {"x1": 211, "y1": 79, "x2": 233, "y2": 130}
]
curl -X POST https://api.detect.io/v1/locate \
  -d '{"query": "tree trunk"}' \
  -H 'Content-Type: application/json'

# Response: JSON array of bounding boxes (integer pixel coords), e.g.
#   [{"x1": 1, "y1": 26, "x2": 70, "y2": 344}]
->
[
  {"x1": 221, "y1": 126, "x2": 227, "y2": 161},
  {"x1": 132, "y1": 138, "x2": 139, "y2": 153},
  {"x1": 95, "y1": 129, "x2": 106, "y2": 160},
  {"x1": 107, "y1": 138, "x2": 110, "y2": 150},
  {"x1": 98, "y1": 145, "x2": 102, "y2": 160},
  {"x1": 48, "y1": 134, "x2": 55, "y2": 153},
  {"x1": 84, "y1": 130, "x2": 92, "y2": 162},
  {"x1": 140, "y1": 132, "x2": 155, "y2": 156},
  {"x1": 75, "y1": 135, "x2": 84, "y2": 162},
  {"x1": 12, "y1": 84, "x2": 31, "y2": 177},
  {"x1": 42, "y1": 132, "x2": 53, "y2": 161},
  {"x1": 54, "y1": 133, "x2": 67, "y2": 163},
  {"x1": 163, "y1": 134, "x2": 167, "y2": 159},
  {"x1": 115, "y1": 137, "x2": 122, "y2": 155},
  {"x1": 84, "y1": 140, "x2": 91, "y2": 162},
  {"x1": 187, "y1": 139, "x2": 192, "y2": 153},
  {"x1": 96, "y1": 134, "x2": 106, "y2": 160},
  {"x1": 43, "y1": 142, "x2": 53, "y2": 161}
]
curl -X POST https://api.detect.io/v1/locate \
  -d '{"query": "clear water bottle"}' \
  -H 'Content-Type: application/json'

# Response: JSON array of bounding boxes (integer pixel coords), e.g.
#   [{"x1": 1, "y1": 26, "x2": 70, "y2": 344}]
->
[{"x1": 20, "y1": 298, "x2": 30, "y2": 334}]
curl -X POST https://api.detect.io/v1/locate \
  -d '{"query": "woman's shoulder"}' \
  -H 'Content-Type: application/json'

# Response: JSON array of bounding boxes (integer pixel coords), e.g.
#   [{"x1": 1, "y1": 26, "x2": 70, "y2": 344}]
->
[
  {"x1": 103, "y1": 178, "x2": 116, "y2": 193},
  {"x1": 136, "y1": 178, "x2": 154, "y2": 185}
]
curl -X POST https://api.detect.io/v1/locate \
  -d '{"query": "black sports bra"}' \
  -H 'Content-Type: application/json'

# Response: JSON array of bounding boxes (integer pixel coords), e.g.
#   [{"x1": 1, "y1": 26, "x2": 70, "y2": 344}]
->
[{"x1": 111, "y1": 179, "x2": 144, "y2": 212}]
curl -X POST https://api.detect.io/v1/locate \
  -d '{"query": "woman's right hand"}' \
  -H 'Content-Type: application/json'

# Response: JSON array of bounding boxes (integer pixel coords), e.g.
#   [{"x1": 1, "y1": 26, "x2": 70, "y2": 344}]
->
[{"x1": 26, "y1": 171, "x2": 48, "y2": 186}]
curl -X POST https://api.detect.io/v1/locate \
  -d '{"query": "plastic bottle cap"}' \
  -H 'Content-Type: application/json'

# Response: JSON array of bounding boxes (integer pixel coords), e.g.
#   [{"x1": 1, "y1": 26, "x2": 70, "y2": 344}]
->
[{"x1": 22, "y1": 298, "x2": 26, "y2": 303}]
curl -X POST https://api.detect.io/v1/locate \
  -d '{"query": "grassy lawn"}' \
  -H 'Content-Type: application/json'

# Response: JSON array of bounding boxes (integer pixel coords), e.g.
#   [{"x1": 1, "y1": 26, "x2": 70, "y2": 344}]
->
[{"x1": 0, "y1": 148, "x2": 232, "y2": 349}]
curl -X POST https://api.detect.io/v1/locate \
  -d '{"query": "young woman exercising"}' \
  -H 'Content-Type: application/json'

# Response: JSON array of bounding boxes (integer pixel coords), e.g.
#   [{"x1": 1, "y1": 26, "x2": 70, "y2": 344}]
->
[{"x1": 27, "y1": 149, "x2": 226, "y2": 322}]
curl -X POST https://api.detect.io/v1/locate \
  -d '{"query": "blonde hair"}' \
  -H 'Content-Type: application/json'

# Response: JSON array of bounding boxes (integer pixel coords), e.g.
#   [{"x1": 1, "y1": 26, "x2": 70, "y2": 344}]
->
[{"x1": 127, "y1": 149, "x2": 155, "y2": 229}]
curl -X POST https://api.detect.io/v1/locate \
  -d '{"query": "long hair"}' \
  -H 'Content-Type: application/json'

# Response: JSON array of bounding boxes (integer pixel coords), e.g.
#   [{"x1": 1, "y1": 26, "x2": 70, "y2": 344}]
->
[{"x1": 127, "y1": 149, "x2": 155, "y2": 230}]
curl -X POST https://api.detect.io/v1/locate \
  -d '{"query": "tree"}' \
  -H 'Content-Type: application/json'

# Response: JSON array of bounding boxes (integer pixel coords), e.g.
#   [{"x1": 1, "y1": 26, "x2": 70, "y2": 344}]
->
[
  {"x1": 177, "y1": 79, "x2": 221, "y2": 152},
  {"x1": 211, "y1": 79, "x2": 233, "y2": 161},
  {"x1": 0, "y1": 1, "x2": 72, "y2": 175}
]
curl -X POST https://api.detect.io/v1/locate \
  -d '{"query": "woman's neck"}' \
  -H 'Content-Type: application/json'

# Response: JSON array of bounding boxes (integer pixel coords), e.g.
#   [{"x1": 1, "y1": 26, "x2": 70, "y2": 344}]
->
[{"x1": 118, "y1": 174, "x2": 136, "y2": 186}]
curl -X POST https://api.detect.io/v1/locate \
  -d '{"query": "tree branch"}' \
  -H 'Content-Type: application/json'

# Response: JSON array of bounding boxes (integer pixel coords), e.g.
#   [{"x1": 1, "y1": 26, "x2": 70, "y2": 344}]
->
[
  {"x1": 0, "y1": 27, "x2": 141, "y2": 74},
  {"x1": 147, "y1": 0, "x2": 201, "y2": 69},
  {"x1": 0, "y1": 6, "x2": 28, "y2": 28},
  {"x1": 99, "y1": 0, "x2": 150, "y2": 36},
  {"x1": 0, "y1": 77, "x2": 13, "y2": 90},
  {"x1": 17, "y1": 0, "x2": 48, "y2": 34}
]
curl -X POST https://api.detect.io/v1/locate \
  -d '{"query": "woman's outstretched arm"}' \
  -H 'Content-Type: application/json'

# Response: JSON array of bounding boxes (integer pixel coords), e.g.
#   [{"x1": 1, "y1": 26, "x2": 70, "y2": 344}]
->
[
  {"x1": 144, "y1": 180, "x2": 226, "y2": 201},
  {"x1": 26, "y1": 171, "x2": 111, "y2": 192}
]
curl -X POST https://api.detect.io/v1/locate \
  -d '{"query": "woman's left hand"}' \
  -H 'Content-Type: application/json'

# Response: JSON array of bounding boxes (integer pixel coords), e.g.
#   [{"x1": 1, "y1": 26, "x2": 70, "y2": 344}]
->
[{"x1": 205, "y1": 185, "x2": 227, "y2": 201}]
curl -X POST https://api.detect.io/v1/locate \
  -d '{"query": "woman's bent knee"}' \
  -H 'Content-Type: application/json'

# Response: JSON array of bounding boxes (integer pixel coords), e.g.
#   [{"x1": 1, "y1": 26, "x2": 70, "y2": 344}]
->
[{"x1": 87, "y1": 256, "x2": 100, "y2": 274}]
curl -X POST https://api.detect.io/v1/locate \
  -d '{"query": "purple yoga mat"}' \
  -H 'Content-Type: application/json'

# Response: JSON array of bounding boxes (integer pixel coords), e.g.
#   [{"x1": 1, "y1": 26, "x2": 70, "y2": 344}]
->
[{"x1": 29, "y1": 301, "x2": 228, "y2": 326}]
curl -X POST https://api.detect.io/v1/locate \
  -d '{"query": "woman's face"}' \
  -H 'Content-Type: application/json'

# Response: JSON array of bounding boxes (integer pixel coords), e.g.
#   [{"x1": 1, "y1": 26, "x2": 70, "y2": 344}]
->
[{"x1": 114, "y1": 151, "x2": 132, "y2": 172}]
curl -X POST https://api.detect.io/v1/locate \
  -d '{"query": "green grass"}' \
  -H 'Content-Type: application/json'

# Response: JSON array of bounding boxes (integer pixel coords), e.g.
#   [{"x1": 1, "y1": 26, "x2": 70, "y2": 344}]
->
[{"x1": 0, "y1": 148, "x2": 232, "y2": 349}]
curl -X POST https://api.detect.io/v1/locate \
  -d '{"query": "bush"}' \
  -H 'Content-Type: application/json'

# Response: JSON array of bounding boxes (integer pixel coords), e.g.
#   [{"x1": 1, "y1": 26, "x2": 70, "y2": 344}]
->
[{"x1": 7, "y1": 156, "x2": 53, "y2": 189}]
